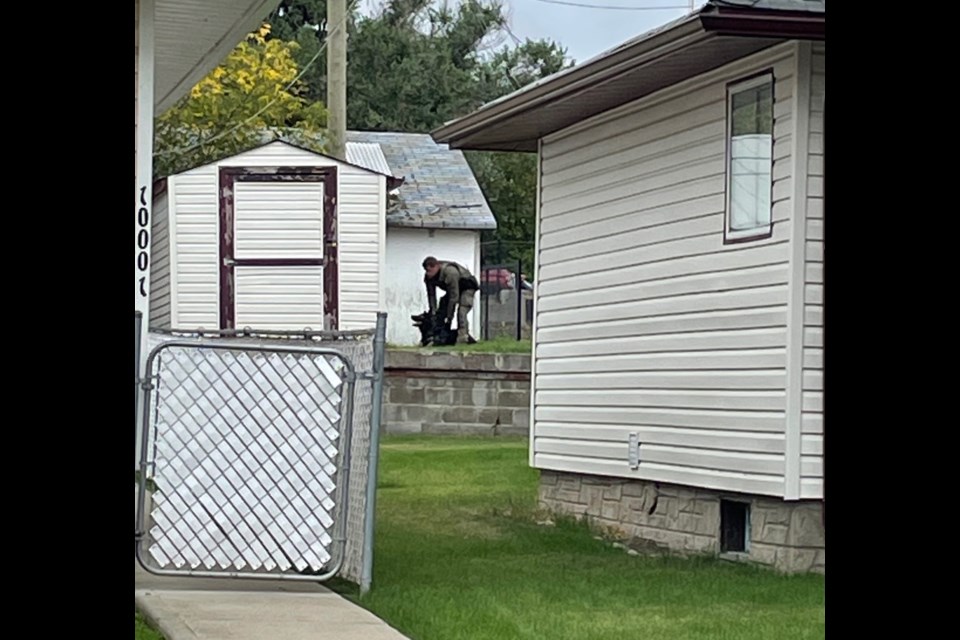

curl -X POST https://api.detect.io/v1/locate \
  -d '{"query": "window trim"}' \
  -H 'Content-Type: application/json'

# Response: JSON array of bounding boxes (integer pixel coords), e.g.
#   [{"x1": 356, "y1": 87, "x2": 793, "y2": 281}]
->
[{"x1": 724, "y1": 70, "x2": 776, "y2": 245}]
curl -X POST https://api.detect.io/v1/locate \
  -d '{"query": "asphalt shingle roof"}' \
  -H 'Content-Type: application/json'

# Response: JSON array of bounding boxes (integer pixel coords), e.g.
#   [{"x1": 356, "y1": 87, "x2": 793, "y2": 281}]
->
[{"x1": 346, "y1": 130, "x2": 496, "y2": 231}]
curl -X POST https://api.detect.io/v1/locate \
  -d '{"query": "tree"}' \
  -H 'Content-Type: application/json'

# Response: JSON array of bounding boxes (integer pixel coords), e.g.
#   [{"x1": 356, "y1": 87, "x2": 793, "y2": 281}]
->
[
  {"x1": 267, "y1": 0, "x2": 332, "y2": 103},
  {"x1": 464, "y1": 151, "x2": 537, "y2": 275},
  {"x1": 260, "y1": 1, "x2": 573, "y2": 277},
  {"x1": 467, "y1": 39, "x2": 571, "y2": 278},
  {"x1": 154, "y1": 24, "x2": 328, "y2": 177}
]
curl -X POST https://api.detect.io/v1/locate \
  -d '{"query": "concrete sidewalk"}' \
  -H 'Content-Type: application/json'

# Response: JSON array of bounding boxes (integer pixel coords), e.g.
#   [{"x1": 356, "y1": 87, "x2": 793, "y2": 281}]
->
[{"x1": 135, "y1": 562, "x2": 409, "y2": 640}]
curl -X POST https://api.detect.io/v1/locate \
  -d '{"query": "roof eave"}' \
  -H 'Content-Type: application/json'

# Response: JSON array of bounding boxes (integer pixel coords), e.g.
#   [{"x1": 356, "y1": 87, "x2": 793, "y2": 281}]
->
[
  {"x1": 155, "y1": 0, "x2": 284, "y2": 113},
  {"x1": 431, "y1": 4, "x2": 824, "y2": 151},
  {"x1": 700, "y1": 7, "x2": 825, "y2": 40},
  {"x1": 430, "y1": 14, "x2": 706, "y2": 147}
]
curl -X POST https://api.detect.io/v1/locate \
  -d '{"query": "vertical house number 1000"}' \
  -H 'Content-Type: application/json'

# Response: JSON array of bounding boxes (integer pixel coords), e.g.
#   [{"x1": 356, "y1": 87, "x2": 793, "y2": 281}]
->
[{"x1": 137, "y1": 186, "x2": 150, "y2": 297}]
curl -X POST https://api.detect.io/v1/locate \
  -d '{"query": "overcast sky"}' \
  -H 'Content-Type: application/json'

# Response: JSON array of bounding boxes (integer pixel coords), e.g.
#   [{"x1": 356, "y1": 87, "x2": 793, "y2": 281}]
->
[
  {"x1": 502, "y1": 0, "x2": 707, "y2": 64},
  {"x1": 360, "y1": 1, "x2": 708, "y2": 65}
]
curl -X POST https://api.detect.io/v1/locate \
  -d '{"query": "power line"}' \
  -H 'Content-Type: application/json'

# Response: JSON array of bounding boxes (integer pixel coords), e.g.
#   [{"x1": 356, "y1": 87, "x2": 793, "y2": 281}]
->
[
  {"x1": 156, "y1": 0, "x2": 360, "y2": 159},
  {"x1": 529, "y1": 0, "x2": 691, "y2": 10}
]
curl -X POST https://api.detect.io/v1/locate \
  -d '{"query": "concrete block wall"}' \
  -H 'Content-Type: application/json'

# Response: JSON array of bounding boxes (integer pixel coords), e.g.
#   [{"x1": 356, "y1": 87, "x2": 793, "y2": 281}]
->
[
  {"x1": 540, "y1": 470, "x2": 825, "y2": 574},
  {"x1": 382, "y1": 349, "x2": 531, "y2": 435}
]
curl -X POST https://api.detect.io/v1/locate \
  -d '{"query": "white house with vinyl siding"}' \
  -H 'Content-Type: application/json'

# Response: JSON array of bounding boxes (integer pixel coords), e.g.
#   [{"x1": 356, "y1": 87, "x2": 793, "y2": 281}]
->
[
  {"x1": 150, "y1": 140, "x2": 392, "y2": 333},
  {"x1": 433, "y1": 0, "x2": 825, "y2": 573}
]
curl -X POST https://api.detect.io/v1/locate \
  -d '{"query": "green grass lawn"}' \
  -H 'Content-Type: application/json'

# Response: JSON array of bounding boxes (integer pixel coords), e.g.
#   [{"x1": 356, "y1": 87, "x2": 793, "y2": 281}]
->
[
  {"x1": 135, "y1": 612, "x2": 163, "y2": 640},
  {"x1": 389, "y1": 337, "x2": 532, "y2": 354},
  {"x1": 333, "y1": 435, "x2": 825, "y2": 640}
]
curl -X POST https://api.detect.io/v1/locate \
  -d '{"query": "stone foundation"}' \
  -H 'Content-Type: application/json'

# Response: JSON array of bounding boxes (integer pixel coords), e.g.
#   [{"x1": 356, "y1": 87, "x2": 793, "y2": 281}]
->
[
  {"x1": 382, "y1": 350, "x2": 530, "y2": 435},
  {"x1": 539, "y1": 470, "x2": 824, "y2": 574}
]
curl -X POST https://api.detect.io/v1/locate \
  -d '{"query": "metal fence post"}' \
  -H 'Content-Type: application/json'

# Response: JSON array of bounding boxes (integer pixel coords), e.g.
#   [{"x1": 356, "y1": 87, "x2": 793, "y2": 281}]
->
[
  {"x1": 516, "y1": 259, "x2": 523, "y2": 341},
  {"x1": 361, "y1": 312, "x2": 387, "y2": 595},
  {"x1": 135, "y1": 311, "x2": 143, "y2": 461}
]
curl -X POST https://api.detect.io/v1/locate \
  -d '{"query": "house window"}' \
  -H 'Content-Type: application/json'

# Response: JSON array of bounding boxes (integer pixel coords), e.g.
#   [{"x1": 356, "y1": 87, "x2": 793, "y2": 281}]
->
[
  {"x1": 720, "y1": 499, "x2": 751, "y2": 553},
  {"x1": 725, "y1": 73, "x2": 774, "y2": 242}
]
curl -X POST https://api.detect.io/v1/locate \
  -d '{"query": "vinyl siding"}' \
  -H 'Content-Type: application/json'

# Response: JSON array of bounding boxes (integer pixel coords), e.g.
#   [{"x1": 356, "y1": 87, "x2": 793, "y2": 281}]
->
[
  {"x1": 534, "y1": 43, "x2": 797, "y2": 498},
  {"x1": 800, "y1": 43, "x2": 825, "y2": 499},
  {"x1": 149, "y1": 190, "x2": 172, "y2": 329},
  {"x1": 166, "y1": 141, "x2": 386, "y2": 331}
]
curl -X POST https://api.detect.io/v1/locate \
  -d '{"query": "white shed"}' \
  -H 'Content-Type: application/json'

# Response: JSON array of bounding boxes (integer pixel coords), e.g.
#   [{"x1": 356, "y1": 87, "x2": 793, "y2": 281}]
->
[
  {"x1": 346, "y1": 131, "x2": 497, "y2": 346},
  {"x1": 434, "y1": 0, "x2": 825, "y2": 573},
  {"x1": 150, "y1": 139, "x2": 395, "y2": 332}
]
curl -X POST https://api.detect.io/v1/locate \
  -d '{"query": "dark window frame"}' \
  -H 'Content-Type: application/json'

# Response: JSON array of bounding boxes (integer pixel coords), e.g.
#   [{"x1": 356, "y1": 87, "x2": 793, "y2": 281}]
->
[{"x1": 723, "y1": 70, "x2": 776, "y2": 245}]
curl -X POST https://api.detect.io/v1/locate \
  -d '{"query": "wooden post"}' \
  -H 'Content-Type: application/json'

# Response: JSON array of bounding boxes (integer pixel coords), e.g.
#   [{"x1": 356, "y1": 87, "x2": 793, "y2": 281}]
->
[{"x1": 326, "y1": 0, "x2": 347, "y2": 160}]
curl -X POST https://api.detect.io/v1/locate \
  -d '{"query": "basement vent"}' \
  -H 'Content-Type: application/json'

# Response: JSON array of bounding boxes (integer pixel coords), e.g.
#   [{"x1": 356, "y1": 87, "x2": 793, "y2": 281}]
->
[{"x1": 720, "y1": 500, "x2": 750, "y2": 553}]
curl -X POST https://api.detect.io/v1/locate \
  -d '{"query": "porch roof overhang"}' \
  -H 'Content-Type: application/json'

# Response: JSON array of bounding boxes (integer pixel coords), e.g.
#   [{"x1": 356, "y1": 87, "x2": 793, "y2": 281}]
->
[
  {"x1": 430, "y1": 1, "x2": 825, "y2": 152},
  {"x1": 153, "y1": 0, "x2": 284, "y2": 113}
]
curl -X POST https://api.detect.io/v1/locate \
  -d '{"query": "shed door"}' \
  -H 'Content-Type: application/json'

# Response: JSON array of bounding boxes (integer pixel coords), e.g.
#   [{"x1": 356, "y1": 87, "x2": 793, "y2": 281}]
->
[{"x1": 219, "y1": 169, "x2": 339, "y2": 331}]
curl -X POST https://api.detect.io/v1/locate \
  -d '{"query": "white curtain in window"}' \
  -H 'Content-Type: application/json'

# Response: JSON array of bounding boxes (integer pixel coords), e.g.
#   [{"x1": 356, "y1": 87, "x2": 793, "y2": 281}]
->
[{"x1": 730, "y1": 134, "x2": 773, "y2": 231}]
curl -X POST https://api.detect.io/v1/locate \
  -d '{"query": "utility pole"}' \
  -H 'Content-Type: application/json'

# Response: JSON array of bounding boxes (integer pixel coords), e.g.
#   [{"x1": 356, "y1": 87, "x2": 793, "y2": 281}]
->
[{"x1": 326, "y1": 0, "x2": 347, "y2": 161}]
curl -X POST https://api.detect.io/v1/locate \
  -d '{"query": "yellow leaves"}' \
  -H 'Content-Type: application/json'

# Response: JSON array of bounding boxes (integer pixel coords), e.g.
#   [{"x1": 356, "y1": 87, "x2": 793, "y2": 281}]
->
[{"x1": 155, "y1": 22, "x2": 327, "y2": 177}]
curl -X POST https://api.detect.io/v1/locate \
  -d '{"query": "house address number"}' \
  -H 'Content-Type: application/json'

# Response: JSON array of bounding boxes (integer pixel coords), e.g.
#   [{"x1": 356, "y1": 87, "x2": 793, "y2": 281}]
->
[{"x1": 137, "y1": 185, "x2": 149, "y2": 297}]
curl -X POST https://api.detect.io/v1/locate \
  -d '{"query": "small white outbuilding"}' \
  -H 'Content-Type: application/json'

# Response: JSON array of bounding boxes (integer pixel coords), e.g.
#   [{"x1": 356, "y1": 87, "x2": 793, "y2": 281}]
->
[{"x1": 149, "y1": 139, "x2": 397, "y2": 332}]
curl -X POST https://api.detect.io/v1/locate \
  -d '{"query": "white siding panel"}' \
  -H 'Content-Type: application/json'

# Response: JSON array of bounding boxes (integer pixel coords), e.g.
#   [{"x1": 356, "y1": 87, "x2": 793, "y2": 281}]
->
[
  {"x1": 803, "y1": 348, "x2": 823, "y2": 369},
  {"x1": 536, "y1": 348, "x2": 786, "y2": 374},
  {"x1": 800, "y1": 45, "x2": 825, "y2": 499},
  {"x1": 538, "y1": 284, "x2": 788, "y2": 329},
  {"x1": 534, "y1": 453, "x2": 784, "y2": 497},
  {"x1": 538, "y1": 239, "x2": 788, "y2": 298},
  {"x1": 169, "y1": 167, "x2": 219, "y2": 329},
  {"x1": 234, "y1": 182, "x2": 324, "y2": 259},
  {"x1": 538, "y1": 423, "x2": 785, "y2": 452},
  {"x1": 801, "y1": 455, "x2": 822, "y2": 477},
  {"x1": 801, "y1": 434, "x2": 822, "y2": 455},
  {"x1": 539, "y1": 224, "x2": 790, "y2": 282},
  {"x1": 539, "y1": 263, "x2": 789, "y2": 314},
  {"x1": 537, "y1": 370, "x2": 786, "y2": 391},
  {"x1": 533, "y1": 47, "x2": 797, "y2": 496},
  {"x1": 234, "y1": 266, "x2": 325, "y2": 330},
  {"x1": 537, "y1": 326, "x2": 788, "y2": 357},
  {"x1": 536, "y1": 407, "x2": 785, "y2": 432},
  {"x1": 536, "y1": 389, "x2": 785, "y2": 412},
  {"x1": 149, "y1": 190, "x2": 172, "y2": 329},
  {"x1": 801, "y1": 413, "x2": 822, "y2": 435},
  {"x1": 536, "y1": 438, "x2": 785, "y2": 475},
  {"x1": 800, "y1": 478, "x2": 822, "y2": 499},
  {"x1": 169, "y1": 141, "x2": 386, "y2": 331}
]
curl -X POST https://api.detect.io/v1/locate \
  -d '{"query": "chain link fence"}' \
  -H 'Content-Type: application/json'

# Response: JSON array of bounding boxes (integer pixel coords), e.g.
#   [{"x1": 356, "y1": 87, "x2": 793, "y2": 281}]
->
[
  {"x1": 479, "y1": 259, "x2": 533, "y2": 341},
  {"x1": 135, "y1": 315, "x2": 386, "y2": 591}
]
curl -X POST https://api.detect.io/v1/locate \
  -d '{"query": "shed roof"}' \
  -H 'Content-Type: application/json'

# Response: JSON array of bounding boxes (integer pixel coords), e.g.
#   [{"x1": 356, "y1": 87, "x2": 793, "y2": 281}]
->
[
  {"x1": 347, "y1": 130, "x2": 496, "y2": 231},
  {"x1": 158, "y1": 133, "x2": 400, "y2": 183}
]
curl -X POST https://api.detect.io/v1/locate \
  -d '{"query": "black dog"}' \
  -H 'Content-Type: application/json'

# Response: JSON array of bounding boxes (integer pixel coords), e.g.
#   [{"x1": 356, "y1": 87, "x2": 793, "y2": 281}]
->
[
  {"x1": 411, "y1": 311, "x2": 456, "y2": 347},
  {"x1": 411, "y1": 311, "x2": 478, "y2": 346}
]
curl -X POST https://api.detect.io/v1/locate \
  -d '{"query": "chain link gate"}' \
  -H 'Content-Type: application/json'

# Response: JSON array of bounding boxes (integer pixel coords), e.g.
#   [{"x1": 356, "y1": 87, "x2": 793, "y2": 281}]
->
[{"x1": 135, "y1": 315, "x2": 386, "y2": 588}]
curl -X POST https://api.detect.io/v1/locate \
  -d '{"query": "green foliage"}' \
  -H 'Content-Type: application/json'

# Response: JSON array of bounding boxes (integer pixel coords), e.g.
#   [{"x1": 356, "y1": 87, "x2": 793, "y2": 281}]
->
[
  {"x1": 465, "y1": 150, "x2": 538, "y2": 274},
  {"x1": 266, "y1": 1, "x2": 575, "y2": 276},
  {"x1": 154, "y1": 25, "x2": 328, "y2": 178},
  {"x1": 135, "y1": 611, "x2": 164, "y2": 640}
]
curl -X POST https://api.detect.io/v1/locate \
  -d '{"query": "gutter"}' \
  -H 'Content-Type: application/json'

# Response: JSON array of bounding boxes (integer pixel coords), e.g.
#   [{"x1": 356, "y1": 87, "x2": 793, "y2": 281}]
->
[
  {"x1": 432, "y1": 3, "x2": 824, "y2": 147},
  {"x1": 699, "y1": 7, "x2": 825, "y2": 40}
]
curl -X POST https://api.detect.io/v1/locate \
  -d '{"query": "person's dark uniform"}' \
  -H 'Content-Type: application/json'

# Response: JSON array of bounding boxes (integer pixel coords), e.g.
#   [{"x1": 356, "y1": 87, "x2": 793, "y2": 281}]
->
[{"x1": 424, "y1": 260, "x2": 479, "y2": 344}]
